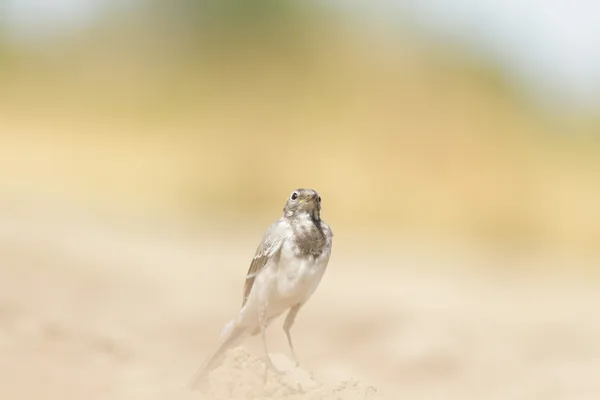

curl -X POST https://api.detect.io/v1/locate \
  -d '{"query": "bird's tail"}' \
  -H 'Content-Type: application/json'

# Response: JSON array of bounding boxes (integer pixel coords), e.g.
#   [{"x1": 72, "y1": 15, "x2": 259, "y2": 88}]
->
[
  {"x1": 188, "y1": 318, "x2": 250, "y2": 390},
  {"x1": 220, "y1": 318, "x2": 235, "y2": 339}
]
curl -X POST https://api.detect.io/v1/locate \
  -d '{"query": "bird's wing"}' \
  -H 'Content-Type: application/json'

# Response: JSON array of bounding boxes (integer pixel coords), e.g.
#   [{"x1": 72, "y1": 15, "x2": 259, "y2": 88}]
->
[{"x1": 242, "y1": 222, "x2": 285, "y2": 306}]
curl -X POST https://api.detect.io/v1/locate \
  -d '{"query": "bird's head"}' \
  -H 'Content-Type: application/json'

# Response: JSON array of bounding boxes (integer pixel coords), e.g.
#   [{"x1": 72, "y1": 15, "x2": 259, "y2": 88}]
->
[{"x1": 283, "y1": 188, "x2": 322, "y2": 220}]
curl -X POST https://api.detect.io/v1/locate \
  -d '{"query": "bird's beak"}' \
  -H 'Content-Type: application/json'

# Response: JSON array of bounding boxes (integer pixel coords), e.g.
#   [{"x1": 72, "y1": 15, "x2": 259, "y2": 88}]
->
[{"x1": 298, "y1": 194, "x2": 316, "y2": 203}]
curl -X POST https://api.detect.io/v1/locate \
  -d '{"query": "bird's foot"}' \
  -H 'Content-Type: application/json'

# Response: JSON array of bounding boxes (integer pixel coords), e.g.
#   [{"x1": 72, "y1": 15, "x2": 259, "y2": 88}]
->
[
  {"x1": 263, "y1": 355, "x2": 291, "y2": 383},
  {"x1": 289, "y1": 351, "x2": 299, "y2": 368}
]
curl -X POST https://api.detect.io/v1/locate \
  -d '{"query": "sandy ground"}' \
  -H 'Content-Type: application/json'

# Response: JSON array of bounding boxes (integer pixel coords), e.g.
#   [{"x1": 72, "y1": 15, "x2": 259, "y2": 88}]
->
[{"x1": 1, "y1": 204, "x2": 599, "y2": 400}]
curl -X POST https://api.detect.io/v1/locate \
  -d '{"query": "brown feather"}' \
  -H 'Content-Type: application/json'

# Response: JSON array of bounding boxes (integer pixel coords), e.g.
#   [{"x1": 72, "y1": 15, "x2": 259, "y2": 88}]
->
[
  {"x1": 241, "y1": 221, "x2": 284, "y2": 306},
  {"x1": 242, "y1": 255, "x2": 269, "y2": 306}
]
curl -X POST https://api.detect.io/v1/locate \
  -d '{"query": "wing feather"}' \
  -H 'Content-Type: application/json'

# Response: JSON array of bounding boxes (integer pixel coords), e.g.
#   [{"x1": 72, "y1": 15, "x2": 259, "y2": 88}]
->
[{"x1": 242, "y1": 222, "x2": 284, "y2": 306}]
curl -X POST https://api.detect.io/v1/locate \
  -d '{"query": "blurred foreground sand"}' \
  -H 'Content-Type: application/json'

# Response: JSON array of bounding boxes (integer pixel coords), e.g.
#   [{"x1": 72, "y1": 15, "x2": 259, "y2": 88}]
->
[{"x1": 1, "y1": 204, "x2": 599, "y2": 400}]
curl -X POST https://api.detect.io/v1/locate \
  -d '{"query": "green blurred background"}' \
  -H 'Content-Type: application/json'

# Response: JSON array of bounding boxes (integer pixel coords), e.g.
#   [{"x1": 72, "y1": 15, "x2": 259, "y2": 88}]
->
[{"x1": 1, "y1": 0, "x2": 600, "y2": 256}]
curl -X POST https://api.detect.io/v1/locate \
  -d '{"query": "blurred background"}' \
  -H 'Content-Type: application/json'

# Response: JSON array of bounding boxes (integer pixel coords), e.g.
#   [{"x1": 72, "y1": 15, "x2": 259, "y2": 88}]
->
[{"x1": 1, "y1": 1, "x2": 599, "y2": 399}]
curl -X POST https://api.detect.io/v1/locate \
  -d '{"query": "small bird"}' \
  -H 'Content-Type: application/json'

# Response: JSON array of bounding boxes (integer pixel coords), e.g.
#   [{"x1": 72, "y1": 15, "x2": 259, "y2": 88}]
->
[{"x1": 189, "y1": 188, "x2": 333, "y2": 388}]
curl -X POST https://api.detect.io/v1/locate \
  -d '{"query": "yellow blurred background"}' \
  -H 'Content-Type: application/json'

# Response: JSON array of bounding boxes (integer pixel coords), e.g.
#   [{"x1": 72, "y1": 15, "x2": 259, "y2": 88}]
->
[
  {"x1": 1, "y1": 0, "x2": 599, "y2": 254},
  {"x1": 1, "y1": 2, "x2": 600, "y2": 399}
]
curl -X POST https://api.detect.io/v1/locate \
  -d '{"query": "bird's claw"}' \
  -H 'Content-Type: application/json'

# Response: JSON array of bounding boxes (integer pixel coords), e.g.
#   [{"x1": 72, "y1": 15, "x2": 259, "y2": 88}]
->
[
  {"x1": 290, "y1": 353, "x2": 299, "y2": 368},
  {"x1": 263, "y1": 356, "x2": 292, "y2": 383}
]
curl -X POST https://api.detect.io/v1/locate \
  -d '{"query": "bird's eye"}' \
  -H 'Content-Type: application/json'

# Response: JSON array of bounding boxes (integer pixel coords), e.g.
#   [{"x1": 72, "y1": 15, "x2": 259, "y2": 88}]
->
[
  {"x1": 317, "y1": 196, "x2": 321, "y2": 202},
  {"x1": 291, "y1": 192, "x2": 298, "y2": 200}
]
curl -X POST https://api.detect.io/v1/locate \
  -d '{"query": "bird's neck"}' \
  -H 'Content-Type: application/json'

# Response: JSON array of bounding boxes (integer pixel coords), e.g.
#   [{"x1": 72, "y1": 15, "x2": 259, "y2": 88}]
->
[{"x1": 287, "y1": 210, "x2": 320, "y2": 223}]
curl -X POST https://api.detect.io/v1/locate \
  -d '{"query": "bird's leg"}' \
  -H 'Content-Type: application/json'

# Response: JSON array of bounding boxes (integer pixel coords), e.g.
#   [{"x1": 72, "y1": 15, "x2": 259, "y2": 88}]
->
[
  {"x1": 259, "y1": 302, "x2": 280, "y2": 382},
  {"x1": 283, "y1": 303, "x2": 301, "y2": 367}
]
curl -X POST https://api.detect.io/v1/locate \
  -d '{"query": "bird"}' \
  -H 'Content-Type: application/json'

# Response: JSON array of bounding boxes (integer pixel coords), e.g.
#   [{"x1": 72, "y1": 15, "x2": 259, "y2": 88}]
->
[{"x1": 189, "y1": 188, "x2": 333, "y2": 389}]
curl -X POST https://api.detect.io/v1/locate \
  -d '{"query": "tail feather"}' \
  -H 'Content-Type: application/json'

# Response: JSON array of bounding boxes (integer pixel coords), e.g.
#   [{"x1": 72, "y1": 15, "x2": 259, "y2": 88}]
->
[
  {"x1": 220, "y1": 318, "x2": 235, "y2": 339},
  {"x1": 188, "y1": 320, "x2": 250, "y2": 390}
]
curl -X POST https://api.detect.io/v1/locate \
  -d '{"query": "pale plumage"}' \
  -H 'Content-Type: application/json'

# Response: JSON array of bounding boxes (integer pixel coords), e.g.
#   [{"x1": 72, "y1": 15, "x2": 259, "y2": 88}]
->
[{"x1": 189, "y1": 188, "x2": 333, "y2": 389}]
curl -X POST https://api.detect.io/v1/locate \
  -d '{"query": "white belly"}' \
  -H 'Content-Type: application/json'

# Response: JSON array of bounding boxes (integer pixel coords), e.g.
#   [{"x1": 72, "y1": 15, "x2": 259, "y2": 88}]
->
[
  {"x1": 235, "y1": 239, "x2": 331, "y2": 331},
  {"x1": 268, "y1": 242, "x2": 330, "y2": 315}
]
